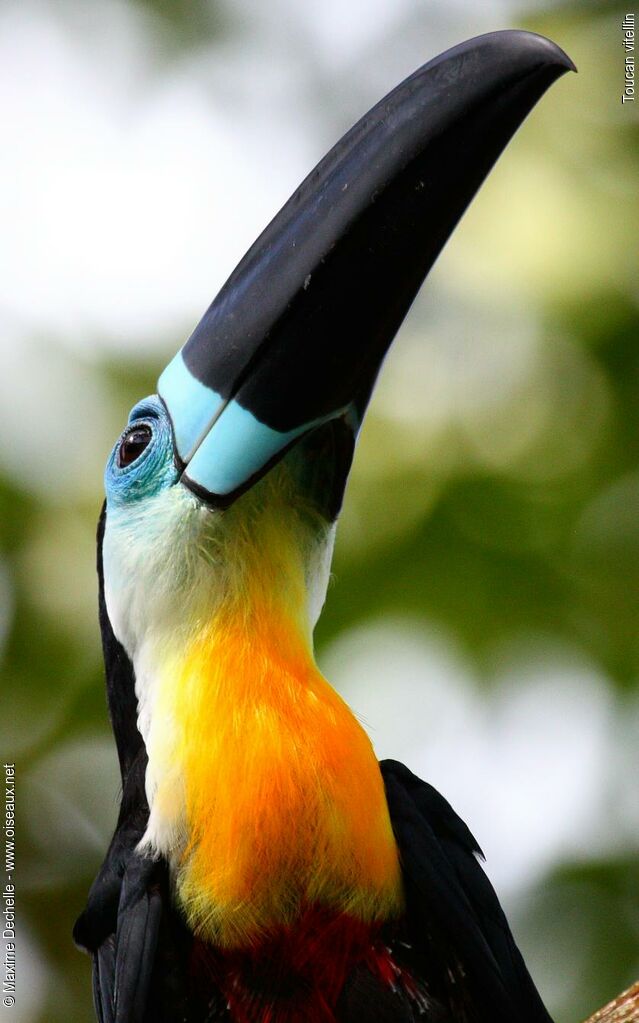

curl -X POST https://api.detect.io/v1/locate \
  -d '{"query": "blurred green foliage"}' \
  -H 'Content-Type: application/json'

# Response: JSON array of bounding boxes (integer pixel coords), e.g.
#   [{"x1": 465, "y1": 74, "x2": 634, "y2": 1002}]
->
[{"x1": 0, "y1": 2, "x2": 637, "y2": 1022}]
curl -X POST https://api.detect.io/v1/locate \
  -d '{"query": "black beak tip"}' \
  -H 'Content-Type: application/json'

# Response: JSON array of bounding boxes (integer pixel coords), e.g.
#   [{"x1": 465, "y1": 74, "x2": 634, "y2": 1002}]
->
[{"x1": 501, "y1": 28, "x2": 577, "y2": 75}]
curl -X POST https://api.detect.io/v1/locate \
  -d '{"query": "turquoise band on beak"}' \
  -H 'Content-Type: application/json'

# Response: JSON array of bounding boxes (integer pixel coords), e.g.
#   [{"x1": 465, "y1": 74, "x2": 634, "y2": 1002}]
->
[
  {"x1": 185, "y1": 401, "x2": 330, "y2": 498},
  {"x1": 158, "y1": 353, "x2": 225, "y2": 464},
  {"x1": 160, "y1": 348, "x2": 338, "y2": 499}
]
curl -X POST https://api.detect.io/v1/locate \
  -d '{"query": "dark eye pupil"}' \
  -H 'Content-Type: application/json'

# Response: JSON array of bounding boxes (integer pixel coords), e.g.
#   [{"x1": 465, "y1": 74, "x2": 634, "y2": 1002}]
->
[{"x1": 117, "y1": 425, "x2": 152, "y2": 468}]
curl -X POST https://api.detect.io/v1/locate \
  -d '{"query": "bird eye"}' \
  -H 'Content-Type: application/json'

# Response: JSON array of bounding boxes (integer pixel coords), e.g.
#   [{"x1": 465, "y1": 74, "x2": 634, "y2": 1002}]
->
[{"x1": 117, "y1": 424, "x2": 153, "y2": 468}]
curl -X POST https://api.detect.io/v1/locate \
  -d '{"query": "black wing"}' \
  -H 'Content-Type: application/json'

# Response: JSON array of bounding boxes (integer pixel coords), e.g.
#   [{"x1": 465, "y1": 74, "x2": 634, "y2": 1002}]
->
[
  {"x1": 381, "y1": 759, "x2": 554, "y2": 1023},
  {"x1": 73, "y1": 740, "x2": 166, "y2": 1023}
]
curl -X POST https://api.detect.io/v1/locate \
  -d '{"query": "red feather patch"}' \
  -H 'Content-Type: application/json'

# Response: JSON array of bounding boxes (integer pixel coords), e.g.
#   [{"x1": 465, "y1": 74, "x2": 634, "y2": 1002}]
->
[{"x1": 191, "y1": 906, "x2": 417, "y2": 1022}]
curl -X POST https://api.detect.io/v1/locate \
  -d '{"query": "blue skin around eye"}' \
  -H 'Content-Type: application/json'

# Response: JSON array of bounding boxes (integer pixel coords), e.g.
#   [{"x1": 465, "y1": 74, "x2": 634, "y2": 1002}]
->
[
  {"x1": 105, "y1": 396, "x2": 179, "y2": 507},
  {"x1": 106, "y1": 387, "x2": 361, "y2": 507}
]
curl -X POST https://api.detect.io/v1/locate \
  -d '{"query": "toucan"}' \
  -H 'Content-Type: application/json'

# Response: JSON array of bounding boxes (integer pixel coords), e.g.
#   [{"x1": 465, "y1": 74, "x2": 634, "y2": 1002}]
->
[{"x1": 73, "y1": 30, "x2": 575, "y2": 1023}]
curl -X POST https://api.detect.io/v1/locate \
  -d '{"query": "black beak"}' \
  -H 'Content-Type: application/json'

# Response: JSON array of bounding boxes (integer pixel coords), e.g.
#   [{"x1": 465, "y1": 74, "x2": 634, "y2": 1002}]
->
[{"x1": 158, "y1": 29, "x2": 575, "y2": 512}]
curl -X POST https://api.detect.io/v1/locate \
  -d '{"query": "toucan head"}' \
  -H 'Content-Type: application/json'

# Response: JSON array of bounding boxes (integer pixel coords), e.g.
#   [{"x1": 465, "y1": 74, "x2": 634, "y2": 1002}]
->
[{"x1": 102, "y1": 30, "x2": 574, "y2": 655}]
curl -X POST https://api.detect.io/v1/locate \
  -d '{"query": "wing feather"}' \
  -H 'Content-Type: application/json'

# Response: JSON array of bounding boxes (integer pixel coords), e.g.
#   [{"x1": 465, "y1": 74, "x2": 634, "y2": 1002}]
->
[{"x1": 381, "y1": 759, "x2": 554, "y2": 1023}]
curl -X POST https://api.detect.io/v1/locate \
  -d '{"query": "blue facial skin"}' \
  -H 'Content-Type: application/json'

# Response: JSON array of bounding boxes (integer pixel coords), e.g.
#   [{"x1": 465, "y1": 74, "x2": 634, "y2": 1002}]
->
[
  {"x1": 105, "y1": 396, "x2": 179, "y2": 508},
  {"x1": 105, "y1": 393, "x2": 361, "y2": 511}
]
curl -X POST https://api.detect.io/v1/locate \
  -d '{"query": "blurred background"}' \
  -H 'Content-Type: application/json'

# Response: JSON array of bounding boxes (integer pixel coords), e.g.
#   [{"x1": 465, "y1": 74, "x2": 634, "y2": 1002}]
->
[{"x1": 1, "y1": 0, "x2": 637, "y2": 1020}]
